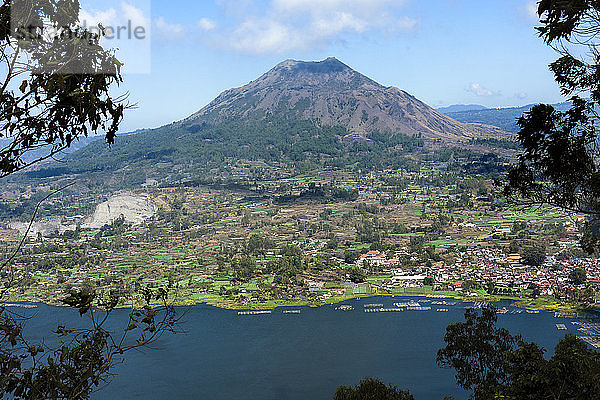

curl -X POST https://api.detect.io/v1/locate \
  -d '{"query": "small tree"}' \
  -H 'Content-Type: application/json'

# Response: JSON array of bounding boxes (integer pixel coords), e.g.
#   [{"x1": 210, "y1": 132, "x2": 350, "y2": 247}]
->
[
  {"x1": 529, "y1": 283, "x2": 541, "y2": 298},
  {"x1": 521, "y1": 244, "x2": 546, "y2": 266},
  {"x1": 0, "y1": 287, "x2": 178, "y2": 399},
  {"x1": 0, "y1": 0, "x2": 126, "y2": 176},
  {"x1": 569, "y1": 267, "x2": 587, "y2": 285},
  {"x1": 344, "y1": 249, "x2": 361, "y2": 264},
  {"x1": 334, "y1": 378, "x2": 414, "y2": 400},
  {"x1": 437, "y1": 306, "x2": 600, "y2": 400},
  {"x1": 348, "y1": 266, "x2": 366, "y2": 283},
  {"x1": 505, "y1": 0, "x2": 600, "y2": 253},
  {"x1": 0, "y1": 1, "x2": 177, "y2": 398}
]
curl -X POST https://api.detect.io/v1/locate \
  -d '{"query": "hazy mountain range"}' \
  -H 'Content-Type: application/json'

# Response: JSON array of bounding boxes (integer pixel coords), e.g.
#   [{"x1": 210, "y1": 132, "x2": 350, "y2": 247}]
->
[
  {"x1": 438, "y1": 102, "x2": 572, "y2": 132},
  {"x1": 437, "y1": 104, "x2": 489, "y2": 114}
]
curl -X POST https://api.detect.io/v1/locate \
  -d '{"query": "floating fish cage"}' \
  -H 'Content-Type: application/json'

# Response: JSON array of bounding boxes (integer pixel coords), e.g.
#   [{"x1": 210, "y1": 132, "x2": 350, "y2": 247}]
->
[{"x1": 238, "y1": 310, "x2": 272, "y2": 316}]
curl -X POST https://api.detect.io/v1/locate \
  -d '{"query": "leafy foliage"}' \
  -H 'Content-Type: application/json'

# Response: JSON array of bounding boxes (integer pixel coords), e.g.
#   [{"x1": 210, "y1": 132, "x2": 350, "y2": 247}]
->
[
  {"x1": 521, "y1": 243, "x2": 547, "y2": 266},
  {"x1": 0, "y1": 0, "x2": 125, "y2": 177},
  {"x1": 347, "y1": 266, "x2": 367, "y2": 283},
  {"x1": 569, "y1": 267, "x2": 587, "y2": 284},
  {"x1": 0, "y1": 287, "x2": 178, "y2": 399},
  {"x1": 437, "y1": 305, "x2": 600, "y2": 400},
  {"x1": 507, "y1": 100, "x2": 599, "y2": 214},
  {"x1": 0, "y1": 2, "x2": 177, "y2": 398},
  {"x1": 506, "y1": 0, "x2": 600, "y2": 252},
  {"x1": 334, "y1": 378, "x2": 414, "y2": 400}
]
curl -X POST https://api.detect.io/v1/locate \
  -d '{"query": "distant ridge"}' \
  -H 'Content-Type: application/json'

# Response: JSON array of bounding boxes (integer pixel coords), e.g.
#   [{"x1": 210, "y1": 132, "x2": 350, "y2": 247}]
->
[
  {"x1": 440, "y1": 102, "x2": 572, "y2": 132},
  {"x1": 437, "y1": 104, "x2": 488, "y2": 113}
]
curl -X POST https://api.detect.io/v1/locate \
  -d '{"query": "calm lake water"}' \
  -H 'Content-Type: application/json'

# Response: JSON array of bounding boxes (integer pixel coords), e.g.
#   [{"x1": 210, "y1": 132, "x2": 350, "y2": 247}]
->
[{"x1": 12, "y1": 297, "x2": 586, "y2": 400}]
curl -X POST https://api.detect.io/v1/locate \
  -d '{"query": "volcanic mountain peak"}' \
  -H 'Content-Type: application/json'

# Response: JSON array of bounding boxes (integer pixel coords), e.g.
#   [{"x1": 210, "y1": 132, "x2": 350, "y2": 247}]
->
[
  {"x1": 222, "y1": 57, "x2": 379, "y2": 94},
  {"x1": 187, "y1": 58, "x2": 507, "y2": 142},
  {"x1": 275, "y1": 57, "x2": 351, "y2": 73},
  {"x1": 56, "y1": 58, "x2": 514, "y2": 188}
]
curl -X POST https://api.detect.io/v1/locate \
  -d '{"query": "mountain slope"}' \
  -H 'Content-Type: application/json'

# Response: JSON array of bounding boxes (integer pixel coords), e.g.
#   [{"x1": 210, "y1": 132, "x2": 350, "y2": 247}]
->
[
  {"x1": 24, "y1": 58, "x2": 514, "y2": 187},
  {"x1": 183, "y1": 58, "x2": 506, "y2": 142}
]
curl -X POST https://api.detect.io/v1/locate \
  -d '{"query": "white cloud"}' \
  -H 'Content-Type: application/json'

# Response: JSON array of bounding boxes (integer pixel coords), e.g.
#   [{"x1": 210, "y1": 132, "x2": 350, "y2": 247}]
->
[
  {"x1": 468, "y1": 83, "x2": 496, "y2": 97},
  {"x1": 134, "y1": 0, "x2": 416, "y2": 54},
  {"x1": 396, "y1": 16, "x2": 419, "y2": 33},
  {"x1": 79, "y1": 7, "x2": 118, "y2": 29},
  {"x1": 78, "y1": 2, "x2": 151, "y2": 74},
  {"x1": 220, "y1": 0, "x2": 417, "y2": 54},
  {"x1": 154, "y1": 17, "x2": 217, "y2": 41},
  {"x1": 155, "y1": 17, "x2": 186, "y2": 41},
  {"x1": 80, "y1": 2, "x2": 149, "y2": 35},
  {"x1": 121, "y1": 2, "x2": 149, "y2": 29},
  {"x1": 312, "y1": 12, "x2": 369, "y2": 36},
  {"x1": 198, "y1": 18, "x2": 217, "y2": 31},
  {"x1": 230, "y1": 18, "x2": 300, "y2": 54}
]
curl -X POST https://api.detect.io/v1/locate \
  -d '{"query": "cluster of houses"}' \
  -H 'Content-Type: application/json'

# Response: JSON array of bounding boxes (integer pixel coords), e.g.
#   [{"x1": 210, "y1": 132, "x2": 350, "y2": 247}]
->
[
  {"x1": 357, "y1": 251, "x2": 400, "y2": 267},
  {"x1": 432, "y1": 247, "x2": 600, "y2": 295},
  {"x1": 357, "y1": 248, "x2": 600, "y2": 297}
]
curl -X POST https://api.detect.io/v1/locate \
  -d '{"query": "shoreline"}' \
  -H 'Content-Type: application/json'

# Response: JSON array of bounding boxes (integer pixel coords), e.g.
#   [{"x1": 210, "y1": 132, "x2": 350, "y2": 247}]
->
[
  {"x1": 5, "y1": 292, "x2": 597, "y2": 314},
  {"x1": 188, "y1": 292, "x2": 599, "y2": 314}
]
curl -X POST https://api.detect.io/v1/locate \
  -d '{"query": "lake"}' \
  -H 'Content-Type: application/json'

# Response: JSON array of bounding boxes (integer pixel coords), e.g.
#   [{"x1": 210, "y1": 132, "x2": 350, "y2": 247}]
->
[{"x1": 11, "y1": 297, "x2": 586, "y2": 399}]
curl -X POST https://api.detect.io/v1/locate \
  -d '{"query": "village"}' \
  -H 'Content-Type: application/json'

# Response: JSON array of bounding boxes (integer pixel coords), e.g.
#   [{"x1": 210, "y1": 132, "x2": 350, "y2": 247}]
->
[
  {"x1": 0, "y1": 169, "x2": 598, "y2": 311},
  {"x1": 355, "y1": 248, "x2": 600, "y2": 300}
]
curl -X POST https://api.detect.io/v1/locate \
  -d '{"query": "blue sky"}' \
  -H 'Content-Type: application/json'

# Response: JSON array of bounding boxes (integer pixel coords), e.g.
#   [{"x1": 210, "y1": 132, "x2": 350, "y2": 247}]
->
[{"x1": 80, "y1": 0, "x2": 563, "y2": 132}]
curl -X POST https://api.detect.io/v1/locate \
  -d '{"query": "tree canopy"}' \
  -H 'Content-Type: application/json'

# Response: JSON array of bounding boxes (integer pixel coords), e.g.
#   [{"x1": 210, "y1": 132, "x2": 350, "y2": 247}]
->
[
  {"x1": 338, "y1": 306, "x2": 600, "y2": 399},
  {"x1": 0, "y1": 2, "x2": 178, "y2": 398},
  {"x1": 334, "y1": 378, "x2": 414, "y2": 400},
  {"x1": 521, "y1": 243, "x2": 547, "y2": 266},
  {"x1": 569, "y1": 266, "x2": 587, "y2": 284},
  {"x1": 506, "y1": 0, "x2": 600, "y2": 253},
  {"x1": 0, "y1": 0, "x2": 125, "y2": 177},
  {"x1": 437, "y1": 305, "x2": 600, "y2": 400}
]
